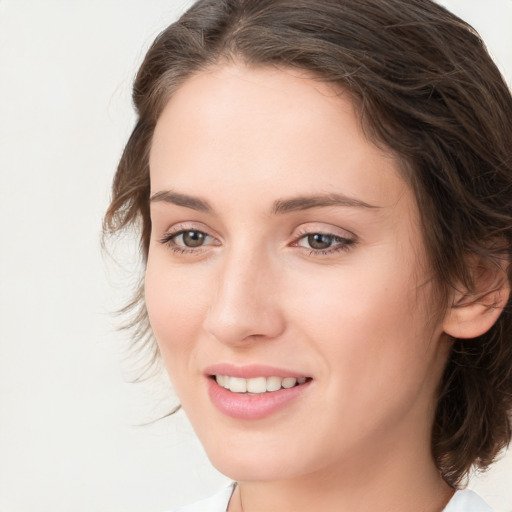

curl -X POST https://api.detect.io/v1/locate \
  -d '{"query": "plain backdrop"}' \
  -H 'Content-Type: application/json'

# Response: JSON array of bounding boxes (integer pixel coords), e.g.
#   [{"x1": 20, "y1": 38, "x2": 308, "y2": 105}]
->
[{"x1": 0, "y1": 1, "x2": 511, "y2": 511}]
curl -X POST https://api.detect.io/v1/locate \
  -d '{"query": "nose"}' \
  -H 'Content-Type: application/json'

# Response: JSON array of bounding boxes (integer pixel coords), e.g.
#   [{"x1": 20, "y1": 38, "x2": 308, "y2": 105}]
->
[{"x1": 203, "y1": 248, "x2": 286, "y2": 346}]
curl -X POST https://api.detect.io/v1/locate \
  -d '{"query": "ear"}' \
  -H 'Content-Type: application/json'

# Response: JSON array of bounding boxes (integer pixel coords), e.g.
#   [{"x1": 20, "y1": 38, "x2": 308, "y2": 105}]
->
[{"x1": 443, "y1": 257, "x2": 510, "y2": 339}]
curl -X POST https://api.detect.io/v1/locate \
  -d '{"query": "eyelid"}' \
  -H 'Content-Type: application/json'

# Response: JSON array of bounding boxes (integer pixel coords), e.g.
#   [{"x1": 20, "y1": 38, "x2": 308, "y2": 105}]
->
[
  {"x1": 292, "y1": 223, "x2": 356, "y2": 241},
  {"x1": 159, "y1": 221, "x2": 220, "y2": 240}
]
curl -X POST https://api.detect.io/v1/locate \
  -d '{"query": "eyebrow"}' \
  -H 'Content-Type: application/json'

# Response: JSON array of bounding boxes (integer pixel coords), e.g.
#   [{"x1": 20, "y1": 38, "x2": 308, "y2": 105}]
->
[
  {"x1": 271, "y1": 193, "x2": 380, "y2": 214},
  {"x1": 150, "y1": 190, "x2": 212, "y2": 212},
  {"x1": 150, "y1": 190, "x2": 379, "y2": 214}
]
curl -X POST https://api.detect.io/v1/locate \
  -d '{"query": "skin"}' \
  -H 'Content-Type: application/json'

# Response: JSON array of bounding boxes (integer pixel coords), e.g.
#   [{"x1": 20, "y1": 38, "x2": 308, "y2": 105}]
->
[{"x1": 146, "y1": 64, "x2": 455, "y2": 512}]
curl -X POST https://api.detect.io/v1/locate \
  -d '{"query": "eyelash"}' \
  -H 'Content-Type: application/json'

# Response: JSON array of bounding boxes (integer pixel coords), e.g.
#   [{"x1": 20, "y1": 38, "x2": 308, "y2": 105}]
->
[
  {"x1": 158, "y1": 227, "x2": 357, "y2": 257},
  {"x1": 158, "y1": 226, "x2": 215, "y2": 255},
  {"x1": 292, "y1": 229, "x2": 356, "y2": 256}
]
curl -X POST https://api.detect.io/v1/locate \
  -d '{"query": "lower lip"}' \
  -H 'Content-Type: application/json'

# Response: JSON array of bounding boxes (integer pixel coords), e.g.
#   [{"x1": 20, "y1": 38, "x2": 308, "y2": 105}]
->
[{"x1": 207, "y1": 378, "x2": 311, "y2": 420}]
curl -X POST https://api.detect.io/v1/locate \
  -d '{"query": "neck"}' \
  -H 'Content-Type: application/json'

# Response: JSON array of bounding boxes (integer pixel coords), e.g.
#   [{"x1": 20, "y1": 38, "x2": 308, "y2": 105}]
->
[
  {"x1": 228, "y1": 426, "x2": 454, "y2": 512},
  {"x1": 231, "y1": 462, "x2": 453, "y2": 512}
]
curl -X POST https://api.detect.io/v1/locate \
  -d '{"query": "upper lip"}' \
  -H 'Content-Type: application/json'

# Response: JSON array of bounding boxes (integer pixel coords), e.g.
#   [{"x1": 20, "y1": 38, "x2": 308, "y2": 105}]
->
[{"x1": 204, "y1": 363, "x2": 310, "y2": 379}]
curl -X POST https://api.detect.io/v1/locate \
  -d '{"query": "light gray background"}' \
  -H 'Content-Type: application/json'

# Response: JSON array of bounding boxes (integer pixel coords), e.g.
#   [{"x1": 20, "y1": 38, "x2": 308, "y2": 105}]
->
[{"x1": 0, "y1": 1, "x2": 510, "y2": 511}]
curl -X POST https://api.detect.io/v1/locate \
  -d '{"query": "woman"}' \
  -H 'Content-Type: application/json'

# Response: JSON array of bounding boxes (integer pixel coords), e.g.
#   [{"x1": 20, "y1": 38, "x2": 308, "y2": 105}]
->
[{"x1": 104, "y1": 1, "x2": 512, "y2": 510}]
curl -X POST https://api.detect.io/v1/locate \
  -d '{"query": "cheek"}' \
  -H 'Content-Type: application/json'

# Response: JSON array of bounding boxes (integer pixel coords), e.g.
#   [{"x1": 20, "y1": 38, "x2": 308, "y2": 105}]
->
[
  {"x1": 291, "y1": 254, "x2": 420, "y2": 338},
  {"x1": 284, "y1": 266, "x2": 440, "y2": 451},
  {"x1": 144, "y1": 254, "x2": 209, "y2": 370},
  {"x1": 288, "y1": 250, "x2": 436, "y2": 386}
]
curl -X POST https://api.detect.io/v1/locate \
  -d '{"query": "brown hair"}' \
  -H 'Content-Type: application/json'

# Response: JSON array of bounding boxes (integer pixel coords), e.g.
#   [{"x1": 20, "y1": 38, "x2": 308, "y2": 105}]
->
[{"x1": 104, "y1": 0, "x2": 512, "y2": 486}]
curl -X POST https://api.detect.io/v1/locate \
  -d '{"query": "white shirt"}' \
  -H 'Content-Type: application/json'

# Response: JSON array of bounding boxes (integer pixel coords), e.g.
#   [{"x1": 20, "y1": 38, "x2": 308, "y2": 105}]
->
[{"x1": 169, "y1": 483, "x2": 495, "y2": 512}]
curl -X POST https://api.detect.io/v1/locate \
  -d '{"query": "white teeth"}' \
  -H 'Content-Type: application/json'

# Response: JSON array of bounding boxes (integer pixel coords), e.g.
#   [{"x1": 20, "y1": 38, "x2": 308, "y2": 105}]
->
[
  {"x1": 282, "y1": 377, "x2": 297, "y2": 389},
  {"x1": 247, "y1": 377, "x2": 267, "y2": 394},
  {"x1": 229, "y1": 377, "x2": 247, "y2": 393},
  {"x1": 266, "y1": 376, "x2": 282, "y2": 392},
  {"x1": 215, "y1": 375, "x2": 308, "y2": 393}
]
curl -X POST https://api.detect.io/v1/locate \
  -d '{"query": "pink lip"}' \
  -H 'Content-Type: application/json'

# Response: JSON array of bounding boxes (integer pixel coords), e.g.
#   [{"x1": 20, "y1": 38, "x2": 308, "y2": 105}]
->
[
  {"x1": 206, "y1": 373, "x2": 312, "y2": 421},
  {"x1": 204, "y1": 363, "x2": 309, "y2": 379}
]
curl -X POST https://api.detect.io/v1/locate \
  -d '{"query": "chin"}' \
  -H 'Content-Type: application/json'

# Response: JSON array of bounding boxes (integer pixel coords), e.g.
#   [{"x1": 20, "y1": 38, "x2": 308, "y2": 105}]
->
[
  {"x1": 211, "y1": 457, "x2": 295, "y2": 483},
  {"x1": 203, "y1": 438, "x2": 319, "y2": 483}
]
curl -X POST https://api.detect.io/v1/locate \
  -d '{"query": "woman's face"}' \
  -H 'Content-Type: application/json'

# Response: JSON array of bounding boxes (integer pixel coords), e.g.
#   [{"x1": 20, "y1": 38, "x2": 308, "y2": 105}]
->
[{"x1": 146, "y1": 64, "x2": 451, "y2": 482}]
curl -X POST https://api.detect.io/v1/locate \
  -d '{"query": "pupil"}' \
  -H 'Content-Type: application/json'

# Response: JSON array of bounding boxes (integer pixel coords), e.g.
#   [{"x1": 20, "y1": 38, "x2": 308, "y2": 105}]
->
[
  {"x1": 183, "y1": 231, "x2": 205, "y2": 247},
  {"x1": 308, "y1": 233, "x2": 332, "y2": 250}
]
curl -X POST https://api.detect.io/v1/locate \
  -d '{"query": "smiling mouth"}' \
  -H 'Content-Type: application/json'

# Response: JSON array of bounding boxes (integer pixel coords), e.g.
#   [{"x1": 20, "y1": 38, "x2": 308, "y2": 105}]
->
[{"x1": 212, "y1": 375, "x2": 312, "y2": 394}]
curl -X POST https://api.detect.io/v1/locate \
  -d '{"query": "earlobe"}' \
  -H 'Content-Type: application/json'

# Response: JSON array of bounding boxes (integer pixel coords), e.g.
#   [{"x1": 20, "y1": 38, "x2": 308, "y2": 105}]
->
[{"x1": 443, "y1": 264, "x2": 510, "y2": 339}]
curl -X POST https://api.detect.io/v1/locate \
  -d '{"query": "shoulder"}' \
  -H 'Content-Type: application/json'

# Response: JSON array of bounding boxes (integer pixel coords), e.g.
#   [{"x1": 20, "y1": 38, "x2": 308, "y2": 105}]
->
[
  {"x1": 166, "y1": 483, "x2": 236, "y2": 512},
  {"x1": 443, "y1": 489, "x2": 495, "y2": 512}
]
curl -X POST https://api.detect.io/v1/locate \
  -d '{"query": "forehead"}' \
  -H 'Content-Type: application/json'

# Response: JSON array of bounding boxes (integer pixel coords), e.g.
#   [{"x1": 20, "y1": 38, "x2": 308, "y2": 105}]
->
[{"x1": 149, "y1": 63, "x2": 410, "y2": 212}]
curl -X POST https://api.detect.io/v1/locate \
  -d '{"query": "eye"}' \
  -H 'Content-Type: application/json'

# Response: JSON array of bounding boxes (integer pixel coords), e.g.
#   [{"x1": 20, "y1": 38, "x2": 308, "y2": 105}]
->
[
  {"x1": 175, "y1": 230, "x2": 210, "y2": 248},
  {"x1": 294, "y1": 230, "x2": 356, "y2": 255},
  {"x1": 300, "y1": 233, "x2": 338, "y2": 250},
  {"x1": 159, "y1": 227, "x2": 218, "y2": 253}
]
